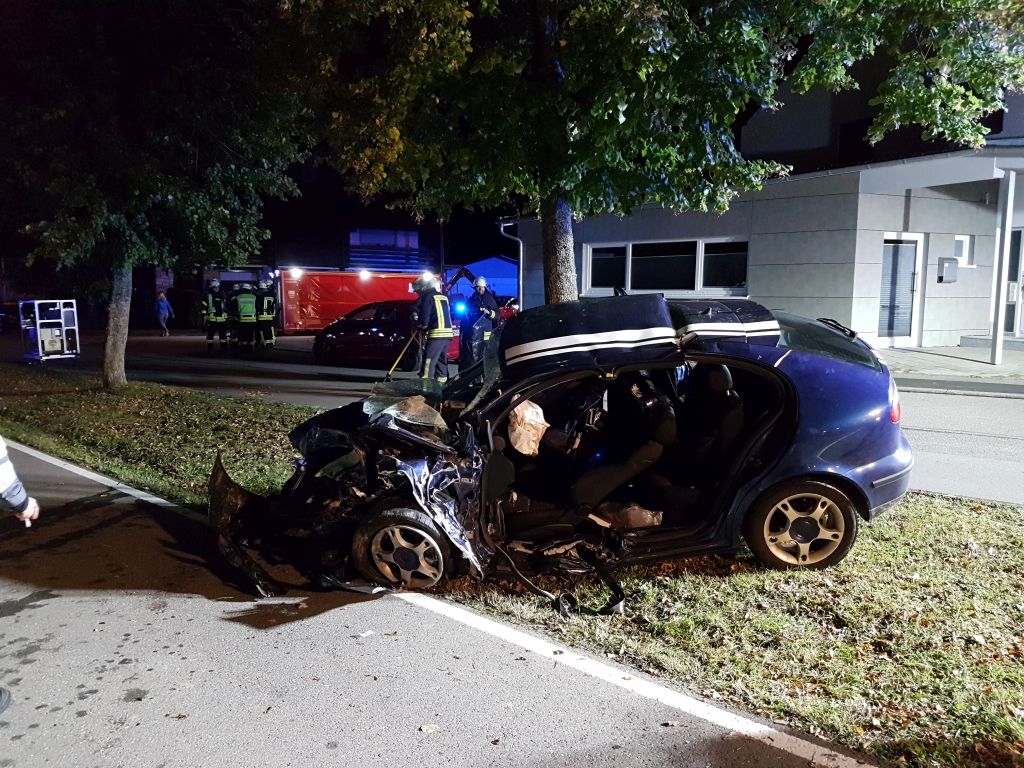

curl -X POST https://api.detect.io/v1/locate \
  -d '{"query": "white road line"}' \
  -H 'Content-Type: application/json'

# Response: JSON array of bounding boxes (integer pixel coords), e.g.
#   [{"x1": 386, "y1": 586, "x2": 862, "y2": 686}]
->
[
  {"x1": 10, "y1": 440, "x2": 873, "y2": 767},
  {"x1": 397, "y1": 595, "x2": 873, "y2": 767},
  {"x1": 5, "y1": 439, "x2": 208, "y2": 524}
]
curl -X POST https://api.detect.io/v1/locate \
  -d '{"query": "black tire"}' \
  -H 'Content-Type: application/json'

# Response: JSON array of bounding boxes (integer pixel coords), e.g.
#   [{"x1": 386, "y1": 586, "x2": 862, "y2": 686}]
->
[
  {"x1": 743, "y1": 480, "x2": 858, "y2": 570},
  {"x1": 351, "y1": 506, "x2": 451, "y2": 589}
]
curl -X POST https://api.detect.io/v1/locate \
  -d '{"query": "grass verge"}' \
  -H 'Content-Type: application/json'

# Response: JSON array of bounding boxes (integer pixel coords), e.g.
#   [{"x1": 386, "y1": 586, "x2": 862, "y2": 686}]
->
[
  {"x1": 2, "y1": 362, "x2": 1022, "y2": 766},
  {"x1": 0, "y1": 362, "x2": 316, "y2": 507},
  {"x1": 443, "y1": 494, "x2": 1024, "y2": 767}
]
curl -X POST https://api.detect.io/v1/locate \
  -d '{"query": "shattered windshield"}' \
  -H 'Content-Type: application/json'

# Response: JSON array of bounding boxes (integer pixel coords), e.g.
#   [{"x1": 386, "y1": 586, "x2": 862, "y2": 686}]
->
[
  {"x1": 365, "y1": 379, "x2": 452, "y2": 442},
  {"x1": 366, "y1": 378, "x2": 443, "y2": 414}
]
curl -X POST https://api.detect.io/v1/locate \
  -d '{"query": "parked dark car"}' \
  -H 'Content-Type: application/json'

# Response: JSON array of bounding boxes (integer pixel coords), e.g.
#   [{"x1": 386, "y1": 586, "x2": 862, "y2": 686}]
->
[
  {"x1": 211, "y1": 295, "x2": 912, "y2": 605},
  {"x1": 312, "y1": 300, "x2": 460, "y2": 369},
  {"x1": 0, "y1": 302, "x2": 19, "y2": 334}
]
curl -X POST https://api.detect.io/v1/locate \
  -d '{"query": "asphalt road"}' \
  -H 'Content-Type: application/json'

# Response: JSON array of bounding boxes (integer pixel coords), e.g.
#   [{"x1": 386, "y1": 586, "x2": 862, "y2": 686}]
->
[
  {"x1": 901, "y1": 390, "x2": 1024, "y2": 504},
  {"x1": 0, "y1": 445, "x2": 866, "y2": 768}
]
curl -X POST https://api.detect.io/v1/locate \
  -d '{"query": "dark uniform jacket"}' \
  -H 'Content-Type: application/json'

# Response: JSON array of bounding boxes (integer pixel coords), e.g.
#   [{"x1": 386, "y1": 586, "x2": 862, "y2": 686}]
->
[
  {"x1": 256, "y1": 291, "x2": 276, "y2": 320},
  {"x1": 204, "y1": 291, "x2": 227, "y2": 323},
  {"x1": 412, "y1": 290, "x2": 454, "y2": 339},
  {"x1": 467, "y1": 289, "x2": 499, "y2": 327}
]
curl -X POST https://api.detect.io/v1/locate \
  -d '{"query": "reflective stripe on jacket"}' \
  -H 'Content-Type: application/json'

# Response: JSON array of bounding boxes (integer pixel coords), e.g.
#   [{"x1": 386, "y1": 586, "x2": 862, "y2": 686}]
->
[
  {"x1": 0, "y1": 437, "x2": 29, "y2": 513},
  {"x1": 204, "y1": 293, "x2": 227, "y2": 322},
  {"x1": 235, "y1": 293, "x2": 258, "y2": 322},
  {"x1": 413, "y1": 290, "x2": 454, "y2": 339},
  {"x1": 256, "y1": 293, "x2": 276, "y2": 321}
]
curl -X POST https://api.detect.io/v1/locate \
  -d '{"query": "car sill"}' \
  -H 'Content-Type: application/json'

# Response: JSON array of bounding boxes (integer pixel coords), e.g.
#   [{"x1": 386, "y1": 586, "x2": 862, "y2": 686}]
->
[{"x1": 871, "y1": 461, "x2": 914, "y2": 489}]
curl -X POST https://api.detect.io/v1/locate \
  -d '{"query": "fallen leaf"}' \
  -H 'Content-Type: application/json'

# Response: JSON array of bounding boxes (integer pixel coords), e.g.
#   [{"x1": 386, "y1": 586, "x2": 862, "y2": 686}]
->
[
  {"x1": 490, "y1": 737, "x2": 501, "y2": 745},
  {"x1": 419, "y1": 724, "x2": 439, "y2": 734}
]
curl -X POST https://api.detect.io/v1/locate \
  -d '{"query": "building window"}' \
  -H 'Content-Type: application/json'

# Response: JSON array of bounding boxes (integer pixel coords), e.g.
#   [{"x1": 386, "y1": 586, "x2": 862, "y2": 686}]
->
[
  {"x1": 631, "y1": 242, "x2": 697, "y2": 290},
  {"x1": 589, "y1": 246, "x2": 627, "y2": 288},
  {"x1": 953, "y1": 235, "x2": 974, "y2": 267},
  {"x1": 702, "y1": 242, "x2": 749, "y2": 289},
  {"x1": 584, "y1": 240, "x2": 748, "y2": 297}
]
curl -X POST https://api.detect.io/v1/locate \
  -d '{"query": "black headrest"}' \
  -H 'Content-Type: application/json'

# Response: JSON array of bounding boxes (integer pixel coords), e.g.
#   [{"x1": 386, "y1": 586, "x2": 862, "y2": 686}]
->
[{"x1": 700, "y1": 364, "x2": 733, "y2": 394}]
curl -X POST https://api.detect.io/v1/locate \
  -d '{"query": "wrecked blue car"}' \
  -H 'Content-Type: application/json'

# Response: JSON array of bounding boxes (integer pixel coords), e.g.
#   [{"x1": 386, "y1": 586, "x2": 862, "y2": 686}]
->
[{"x1": 210, "y1": 294, "x2": 912, "y2": 606}]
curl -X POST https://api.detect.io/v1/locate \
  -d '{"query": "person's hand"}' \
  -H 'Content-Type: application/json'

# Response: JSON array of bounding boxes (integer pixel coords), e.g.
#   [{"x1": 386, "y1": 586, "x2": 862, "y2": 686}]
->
[{"x1": 15, "y1": 497, "x2": 39, "y2": 524}]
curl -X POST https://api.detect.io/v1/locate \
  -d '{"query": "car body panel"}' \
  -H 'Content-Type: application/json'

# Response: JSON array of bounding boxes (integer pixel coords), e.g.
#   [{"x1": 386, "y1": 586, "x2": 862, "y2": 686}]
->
[
  {"x1": 314, "y1": 300, "x2": 460, "y2": 368},
  {"x1": 213, "y1": 294, "x2": 913, "y2": 597}
]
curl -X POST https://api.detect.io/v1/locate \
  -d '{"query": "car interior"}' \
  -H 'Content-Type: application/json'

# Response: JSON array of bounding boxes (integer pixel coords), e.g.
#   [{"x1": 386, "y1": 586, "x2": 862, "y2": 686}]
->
[{"x1": 476, "y1": 360, "x2": 787, "y2": 542}]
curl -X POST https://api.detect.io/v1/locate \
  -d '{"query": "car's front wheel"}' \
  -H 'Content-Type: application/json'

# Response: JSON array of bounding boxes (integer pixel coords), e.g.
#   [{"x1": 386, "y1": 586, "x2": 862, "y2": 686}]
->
[
  {"x1": 743, "y1": 480, "x2": 858, "y2": 569},
  {"x1": 351, "y1": 506, "x2": 450, "y2": 589}
]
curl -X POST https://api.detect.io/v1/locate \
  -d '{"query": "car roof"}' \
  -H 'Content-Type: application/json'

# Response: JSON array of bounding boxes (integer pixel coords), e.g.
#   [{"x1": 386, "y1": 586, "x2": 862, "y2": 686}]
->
[
  {"x1": 346, "y1": 299, "x2": 413, "y2": 316},
  {"x1": 667, "y1": 299, "x2": 780, "y2": 349},
  {"x1": 497, "y1": 295, "x2": 682, "y2": 382}
]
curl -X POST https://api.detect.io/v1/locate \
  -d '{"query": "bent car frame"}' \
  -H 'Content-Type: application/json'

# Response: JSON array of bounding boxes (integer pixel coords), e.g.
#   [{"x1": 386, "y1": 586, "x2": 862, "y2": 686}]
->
[{"x1": 210, "y1": 294, "x2": 912, "y2": 608}]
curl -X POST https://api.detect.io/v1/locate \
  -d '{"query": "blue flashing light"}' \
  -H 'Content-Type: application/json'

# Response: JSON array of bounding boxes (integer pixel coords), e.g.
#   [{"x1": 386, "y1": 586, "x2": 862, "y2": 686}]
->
[{"x1": 454, "y1": 302, "x2": 467, "y2": 315}]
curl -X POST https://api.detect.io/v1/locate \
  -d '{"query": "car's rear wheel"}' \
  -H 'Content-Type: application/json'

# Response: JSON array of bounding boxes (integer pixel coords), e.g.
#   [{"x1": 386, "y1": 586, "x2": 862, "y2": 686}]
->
[
  {"x1": 743, "y1": 480, "x2": 858, "y2": 569},
  {"x1": 351, "y1": 506, "x2": 450, "y2": 589}
]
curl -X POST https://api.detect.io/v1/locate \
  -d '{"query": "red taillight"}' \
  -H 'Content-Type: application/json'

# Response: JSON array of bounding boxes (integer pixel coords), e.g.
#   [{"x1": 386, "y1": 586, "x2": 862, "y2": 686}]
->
[{"x1": 889, "y1": 378, "x2": 901, "y2": 423}]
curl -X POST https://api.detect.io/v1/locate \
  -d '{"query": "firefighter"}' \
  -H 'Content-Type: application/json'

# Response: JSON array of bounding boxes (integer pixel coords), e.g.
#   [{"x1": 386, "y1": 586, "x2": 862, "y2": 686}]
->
[
  {"x1": 232, "y1": 283, "x2": 259, "y2": 353},
  {"x1": 202, "y1": 280, "x2": 229, "y2": 353},
  {"x1": 411, "y1": 276, "x2": 454, "y2": 382},
  {"x1": 255, "y1": 280, "x2": 277, "y2": 351},
  {"x1": 226, "y1": 283, "x2": 240, "y2": 349},
  {"x1": 462, "y1": 275, "x2": 498, "y2": 368}
]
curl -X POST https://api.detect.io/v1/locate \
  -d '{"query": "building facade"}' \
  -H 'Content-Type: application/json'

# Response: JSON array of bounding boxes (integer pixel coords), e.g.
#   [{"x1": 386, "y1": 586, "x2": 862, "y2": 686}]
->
[{"x1": 516, "y1": 95, "x2": 1024, "y2": 351}]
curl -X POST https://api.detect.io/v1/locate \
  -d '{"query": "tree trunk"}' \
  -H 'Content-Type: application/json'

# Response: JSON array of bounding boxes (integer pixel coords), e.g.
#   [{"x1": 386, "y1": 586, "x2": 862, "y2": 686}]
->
[
  {"x1": 540, "y1": 192, "x2": 578, "y2": 304},
  {"x1": 102, "y1": 263, "x2": 132, "y2": 389}
]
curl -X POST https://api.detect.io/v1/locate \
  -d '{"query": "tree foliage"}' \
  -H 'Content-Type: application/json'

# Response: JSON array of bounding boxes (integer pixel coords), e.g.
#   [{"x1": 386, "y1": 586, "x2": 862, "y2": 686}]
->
[
  {"x1": 0, "y1": 0, "x2": 313, "y2": 384},
  {"x1": 315, "y1": 0, "x2": 1024, "y2": 300}
]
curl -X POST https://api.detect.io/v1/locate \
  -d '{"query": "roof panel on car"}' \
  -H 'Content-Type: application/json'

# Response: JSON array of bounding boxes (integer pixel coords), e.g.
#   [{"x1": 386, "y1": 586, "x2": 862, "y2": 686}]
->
[
  {"x1": 667, "y1": 299, "x2": 780, "y2": 349},
  {"x1": 498, "y1": 295, "x2": 682, "y2": 380}
]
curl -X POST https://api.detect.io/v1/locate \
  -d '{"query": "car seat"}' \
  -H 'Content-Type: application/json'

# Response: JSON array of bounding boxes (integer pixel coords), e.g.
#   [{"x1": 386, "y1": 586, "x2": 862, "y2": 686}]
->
[
  {"x1": 698, "y1": 364, "x2": 745, "y2": 464},
  {"x1": 571, "y1": 373, "x2": 677, "y2": 508}
]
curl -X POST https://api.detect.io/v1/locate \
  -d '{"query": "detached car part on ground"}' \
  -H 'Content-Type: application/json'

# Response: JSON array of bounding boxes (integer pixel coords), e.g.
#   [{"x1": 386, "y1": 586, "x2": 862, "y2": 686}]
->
[{"x1": 210, "y1": 295, "x2": 912, "y2": 610}]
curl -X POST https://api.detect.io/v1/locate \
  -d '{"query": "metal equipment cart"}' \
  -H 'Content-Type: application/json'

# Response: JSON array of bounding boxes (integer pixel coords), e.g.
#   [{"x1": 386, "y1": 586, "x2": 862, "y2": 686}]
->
[{"x1": 19, "y1": 299, "x2": 81, "y2": 362}]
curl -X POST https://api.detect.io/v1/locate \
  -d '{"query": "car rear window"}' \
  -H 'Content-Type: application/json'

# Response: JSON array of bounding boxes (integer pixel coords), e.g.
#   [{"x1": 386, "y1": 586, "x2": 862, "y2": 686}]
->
[{"x1": 774, "y1": 312, "x2": 881, "y2": 370}]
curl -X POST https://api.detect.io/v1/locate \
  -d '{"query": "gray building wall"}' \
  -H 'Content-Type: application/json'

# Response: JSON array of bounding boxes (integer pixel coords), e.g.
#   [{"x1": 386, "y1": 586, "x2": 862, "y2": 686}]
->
[
  {"x1": 516, "y1": 167, "x2": 1005, "y2": 348},
  {"x1": 853, "y1": 180, "x2": 998, "y2": 346}
]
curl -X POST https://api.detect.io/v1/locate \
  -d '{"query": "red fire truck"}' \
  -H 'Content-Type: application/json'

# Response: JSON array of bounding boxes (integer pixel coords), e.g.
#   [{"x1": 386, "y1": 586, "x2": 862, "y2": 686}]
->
[{"x1": 279, "y1": 269, "x2": 422, "y2": 334}]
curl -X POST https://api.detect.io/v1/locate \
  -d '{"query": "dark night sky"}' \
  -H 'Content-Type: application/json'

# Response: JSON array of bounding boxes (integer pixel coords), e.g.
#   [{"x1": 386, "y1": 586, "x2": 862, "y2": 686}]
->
[{"x1": 261, "y1": 160, "x2": 519, "y2": 269}]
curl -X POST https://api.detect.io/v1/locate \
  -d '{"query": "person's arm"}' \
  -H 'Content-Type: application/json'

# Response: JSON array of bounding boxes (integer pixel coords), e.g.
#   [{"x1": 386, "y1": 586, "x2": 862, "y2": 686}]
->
[
  {"x1": 0, "y1": 437, "x2": 39, "y2": 523},
  {"x1": 481, "y1": 292, "x2": 498, "y2": 319}
]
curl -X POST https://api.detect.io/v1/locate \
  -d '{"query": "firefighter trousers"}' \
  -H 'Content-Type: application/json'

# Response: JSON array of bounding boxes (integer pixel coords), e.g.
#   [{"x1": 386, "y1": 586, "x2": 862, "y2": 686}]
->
[
  {"x1": 256, "y1": 320, "x2": 275, "y2": 349},
  {"x1": 420, "y1": 337, "x2": 450, "y2": 381},
  {"x1": 206, "y1": 321, "x2": 228, "y2": 351}
]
